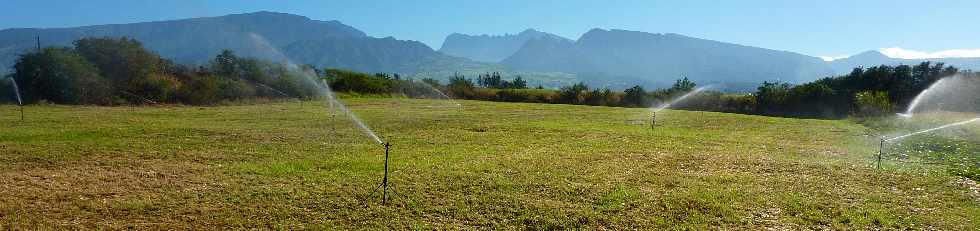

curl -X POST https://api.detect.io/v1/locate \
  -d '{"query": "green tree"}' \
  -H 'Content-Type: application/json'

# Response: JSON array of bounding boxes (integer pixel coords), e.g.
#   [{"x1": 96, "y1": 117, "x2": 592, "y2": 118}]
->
[
  {"x1": 74, "y1": 37, "x2": 176, "y2": 102},
  {"x1": 670, "y1": 77, "x2": 696, "y2": 93},
  {"x1": 854, "y1": 91, "x2": 892, "y2": 117},
  {"x1": 622, "y1": 85, "x2": 648, "y2": 107},
  {"x1": 559, "y1": 82, "x2": 589, "y2": 104},
  {"x1": 12, "y1": 47, "x2": 113, "y2": 104},
  {"x1": 510, "y1": 76, "x2": 527, "y2": 89},
  {"x1": 211, "y1": 49, "x2": 241, "y2": 79},
  {"x1": 755, "y1": 81, "x2": 792, "y2": 114},
  {"x1": 446, "y1": 73, "x2": 476, "y2": 98}
]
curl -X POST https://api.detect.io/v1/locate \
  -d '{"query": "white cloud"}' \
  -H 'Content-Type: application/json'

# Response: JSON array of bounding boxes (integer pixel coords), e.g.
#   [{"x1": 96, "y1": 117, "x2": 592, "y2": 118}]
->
[
  {"x1": 878, "y1": 47, "x2": 980, "y2": 59},
  {"x1": 819, "y1": 55, "x2": 849, "y2": 61}
]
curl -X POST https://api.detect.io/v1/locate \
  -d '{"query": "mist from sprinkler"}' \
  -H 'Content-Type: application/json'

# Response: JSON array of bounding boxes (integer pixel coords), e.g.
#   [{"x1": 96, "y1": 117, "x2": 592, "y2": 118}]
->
[
  {"x1": 897, "y1": 77, "x2": 952, "y2": 118},
  {"x1": 876, "y1": 74, "x2": 980, "y2": 170},
  {"x1": 251, "y1": 81, "x2": 303, "y2": 105},
  {"x1": 247, "y1": 32, "x2": 383, "y2": 144},
  {"x1": 8, "y1": 77, "x2": 23, "y2": 120},
  {"x1": 249, "y1": 32, "x2": 398, "y2": 204},
  {"x1": 415, "y1": 80, "x2": 461, "y2": 107},
  {"x1": 651, "y1": 85, "x2": 713, "y2": 113},
  {"x1": 884, "y1": 117, "x2": 980, "y2": 143},
  {"x1": 647, "y1": 85, "x2": 713, "y2": 126}
]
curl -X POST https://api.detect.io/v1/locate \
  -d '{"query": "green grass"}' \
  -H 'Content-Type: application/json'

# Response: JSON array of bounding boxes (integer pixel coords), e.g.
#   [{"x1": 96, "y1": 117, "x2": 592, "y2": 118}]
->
[
  {"x1": 1, "y1": 99, "x2": 978, "y2": 229},
  {"x1": 858, "y1": 112, "x2": 980, "y2": 181}
]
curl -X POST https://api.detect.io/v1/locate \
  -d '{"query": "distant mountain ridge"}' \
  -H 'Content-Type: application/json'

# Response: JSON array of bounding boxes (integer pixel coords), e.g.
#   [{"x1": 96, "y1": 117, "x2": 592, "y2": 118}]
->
[
  {"x1": 0, "y1": 12, "x2": 366, "y2": 68},
  {"x1": 5, "y1": 11, "x2": 975, "y2": 89},
  {"x1": 0, "y1": 11, "x2": 491, "y2": 76},
  {"x1": 828, "y1": 50, "x2": 980, "y2": 73},
  {"x1": 282, "y1": 36, "x2": 473, "y2": 74},
  {"x1": 438, "y1": 29, "x2": 572, "y2": 62},
  {"x1": 501, "y1": 28, "x2": 835, "y2": 86}
]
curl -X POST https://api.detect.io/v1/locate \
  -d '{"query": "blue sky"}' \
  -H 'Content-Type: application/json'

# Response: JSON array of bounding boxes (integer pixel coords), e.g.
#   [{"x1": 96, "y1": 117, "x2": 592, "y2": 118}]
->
[{"x1": 3, "y1": 0, "x2": 978, "y2": 59}]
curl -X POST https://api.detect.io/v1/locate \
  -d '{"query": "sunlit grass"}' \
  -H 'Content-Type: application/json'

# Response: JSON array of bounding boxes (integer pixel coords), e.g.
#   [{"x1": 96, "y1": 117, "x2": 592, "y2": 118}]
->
[
  {"x1": 0, "y1": 99, "x2": 977, "y2": 229},
  {"x1": 858, "y1": 111, "x2": 980, "y2": 181}
]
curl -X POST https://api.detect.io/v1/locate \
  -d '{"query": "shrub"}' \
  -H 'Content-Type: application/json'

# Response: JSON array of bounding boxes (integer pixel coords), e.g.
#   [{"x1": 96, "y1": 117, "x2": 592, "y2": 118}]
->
[{"x1": 854, "y1": 91, "x2": 893, "y2": 117}]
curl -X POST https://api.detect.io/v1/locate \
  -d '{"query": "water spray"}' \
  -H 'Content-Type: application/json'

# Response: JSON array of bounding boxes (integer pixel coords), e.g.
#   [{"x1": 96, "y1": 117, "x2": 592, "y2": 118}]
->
[
  {"x1": 885, "y1": 117, "x2": 980, "y2": 142},
  {"x1": 877, "y1": 117, "x2": 980, "y2": 169},
  {"x1": 246, "y1": 33, "x2": 399, "y2": 204},
  {"x1": 417, "y1": 81, "x2": 460, "y2": 107},
  {"x1": 651, "y1": 85, "x2": 713, "y2": 113},
  {"x1": 897, "y1": 78, "x2": 950, "y2": 118},
  {"x1": 121, "y1": 91, "x2": 158, "y2": 105},
  {"x1": 8, "y1": 78, "x2": 23, "y2": 121},
  {"x1": 646, "y1": 85, "x2": 712, "y2": 128},
  {"x1": 246, "y1": 32, "x2": 382, "y2": 144},
  {"x1": 251, "y1": 81, "x2": 303, "y2": 107},
  {"x1": 319, "y1": 79, "x2": 382, "y2": 144}
]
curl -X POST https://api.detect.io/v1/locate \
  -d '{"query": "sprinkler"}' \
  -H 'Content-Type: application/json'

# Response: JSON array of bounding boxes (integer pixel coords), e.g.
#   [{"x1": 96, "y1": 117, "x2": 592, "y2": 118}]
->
[
  {"x1": 877, "y1": 138, "x2": 884, "y2": 170},
  {"x1": 365, "y1": 142, "x2": 401, "y2": 205},
  {"x1": 650, "y1": 111, "x2": 657, "y2": 129},
  {"x1": 876, "y1": 117, "x2": 980, "y2": 170}
]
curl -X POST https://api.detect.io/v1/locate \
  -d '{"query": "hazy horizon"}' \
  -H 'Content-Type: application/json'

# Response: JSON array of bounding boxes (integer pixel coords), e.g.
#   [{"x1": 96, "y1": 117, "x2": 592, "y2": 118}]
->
[{"x1": 2, "y1": 0, "x2": 979, "y2": 59}]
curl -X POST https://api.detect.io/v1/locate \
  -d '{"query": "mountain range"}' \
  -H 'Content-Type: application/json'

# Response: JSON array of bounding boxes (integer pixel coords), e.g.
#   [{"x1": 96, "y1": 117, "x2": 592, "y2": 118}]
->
[
  {"x1": 828, "y1": 50, "x2": 980, "y2": 73},
  {"x1": 438, "y1": 29, "x2": 572, "y2": 63},
  {"x1": 502, "y1": 29, "x2": 835, "y2": 86},
  {"x1": 2, "y1": 11, "x2": 978, "y2": 89},
  {"x1": 0, "y1": 11, "x2": 493, "y2": 77}
]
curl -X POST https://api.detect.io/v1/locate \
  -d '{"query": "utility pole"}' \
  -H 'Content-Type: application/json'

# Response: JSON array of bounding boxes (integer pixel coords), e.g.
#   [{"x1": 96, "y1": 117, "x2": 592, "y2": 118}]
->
[{"x1": 36, "y1": 36, "x2": 41, "y2": 52}]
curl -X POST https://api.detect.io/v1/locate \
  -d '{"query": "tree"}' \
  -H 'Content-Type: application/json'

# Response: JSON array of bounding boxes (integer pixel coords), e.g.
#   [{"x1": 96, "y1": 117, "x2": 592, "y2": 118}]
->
[
  {"x1": 622, "y1": 85, "x2": 648, "y2": 107},
  {"x1": 446, "y1": 73, "x2": 475, "y2": 98},
  {"x1": 510, "y1": 76, "x2": 527, "y2": 89},
  {"x1": 670, "y1": 77, "x2": 696, "y2": 93},
  {"x1": 559, "y1": 82, "x2": 589, "y2": 104},
  {"x1": 584, "y1": 88, "x2": 616, "y2": 106},
  {"x1": 854, "y1": 91, "x2": 892, "y2": 117},
  {"x1": 12, "y1": 47, "x2": 113, "y2": 104},
  {"x1": 74, "y1": 37, "x2": 177, "y2": 102},
  {"x1": 755, "y1": 81, "x2": 792, "y2": 115},
  {"x1": 74, "y1": 37, "x2": 164, "y2": 86},
  {"x1": 211, "y1": 49, "x2": 241, "y2": 79}
]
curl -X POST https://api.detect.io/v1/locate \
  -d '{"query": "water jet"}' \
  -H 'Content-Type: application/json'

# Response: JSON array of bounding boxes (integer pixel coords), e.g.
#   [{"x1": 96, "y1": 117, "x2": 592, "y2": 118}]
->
[
  {"x1": 251, "y1": 81, "x2": 303, "y2": 106},
  {"x1": 8, "y1": 78, "x2": 23, "y2": 121},
  {"x1": 877, "y1": 117, "x2": 980, "y2": 169},
  {"x1": 647, "y1": 85, "x2": 713, "y2": 127},
  {"x1": 885, "y1": 117, "x2": 980, "y2": 143}
]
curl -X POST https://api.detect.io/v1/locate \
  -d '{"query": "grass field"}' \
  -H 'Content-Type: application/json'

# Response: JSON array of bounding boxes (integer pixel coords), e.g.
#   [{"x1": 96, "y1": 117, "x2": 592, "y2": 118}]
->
[{"x1": 1, "y1": 98, "x2": 978, "y2": 229}]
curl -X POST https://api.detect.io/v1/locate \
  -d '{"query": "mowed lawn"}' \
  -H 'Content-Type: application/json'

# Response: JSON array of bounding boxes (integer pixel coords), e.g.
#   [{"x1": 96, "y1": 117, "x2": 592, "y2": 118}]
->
[{"x1": 1, "y1": 98, "x2": 977, "y2": 229}]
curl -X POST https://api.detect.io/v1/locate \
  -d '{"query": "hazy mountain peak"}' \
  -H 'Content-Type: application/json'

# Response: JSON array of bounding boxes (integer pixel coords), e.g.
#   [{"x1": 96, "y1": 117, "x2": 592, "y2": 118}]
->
[
  {"x1": 0, "y1": 11, "x2": 374, "y2": 72},
  {"x1": 518, "y1": 28, "x2": 541, "y2": 34},
  {"x1": 506, "y1": 28, "x2": 835, "y2": 86},
  {"x1": 852, "y1": 50, "x2": 889, "y2": 59},
  {"x1": 438, "y1": 29, "x2": 571, "y2": 62},
  {"x1": 226, "y1": 11, "x2": 310, "y2": 19},
  {"x1": 827, "y1": 49, "x2": 980, "y2": 73}
]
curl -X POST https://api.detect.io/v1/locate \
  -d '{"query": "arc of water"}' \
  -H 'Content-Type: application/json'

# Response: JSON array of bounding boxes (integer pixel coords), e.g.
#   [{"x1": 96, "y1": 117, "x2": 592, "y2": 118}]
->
[
  {"x1": 9, "y1": 78, "x2": 22, "y2": 106},
  {"x1": 652, "y1": 85, "x2": 712, "y2": 112},
  {"x1": 321, "y1": 78, "x2": 383, "y2": 144},
  {"x1": 248, "y1": 32, "x2": 383, "y2": 145},
  {"x1": 252, "y1": 82, "x2": 303, "y2": 104},
  {"x1": 417, "y1": 80, "x2": 460, "y2": 106},
  {"x1": 899, "y1": 77, "x2": 949, "y2": 118},
  {"x1": 885, "y1": 117, "x2": 980, "y2": 142}
]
